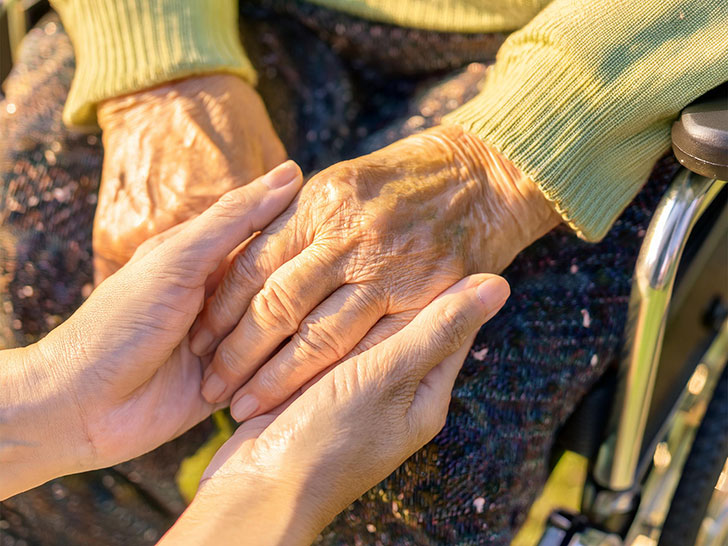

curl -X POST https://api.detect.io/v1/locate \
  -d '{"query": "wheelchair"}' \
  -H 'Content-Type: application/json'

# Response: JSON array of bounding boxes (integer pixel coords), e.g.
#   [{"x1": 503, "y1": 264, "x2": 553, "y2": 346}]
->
[
  {"x1": 3, "y1": 4, "x2": 726, "y2": 545},
  {"x1": 538, "y1": 84, "x2": 728, "y2": 546}
]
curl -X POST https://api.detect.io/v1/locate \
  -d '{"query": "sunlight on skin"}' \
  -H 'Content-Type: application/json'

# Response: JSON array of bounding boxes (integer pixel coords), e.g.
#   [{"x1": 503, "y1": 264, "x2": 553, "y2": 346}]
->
[
  {"x1": 93, "y1": 74, "x2": 285, "y2": 283},
  {"x1": 191, "y1": 125, "x2": 561, "y2": 425},
  {"x1": 0, "y1": 163, "x2": 302, "y2": 500},
  {"x1": 160, "y1": 275, "x2": 511, "y2": 545}
]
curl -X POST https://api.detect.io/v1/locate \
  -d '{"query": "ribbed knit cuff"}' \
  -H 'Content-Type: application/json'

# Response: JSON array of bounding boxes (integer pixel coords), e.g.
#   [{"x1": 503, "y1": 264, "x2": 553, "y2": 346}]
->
[
  {"x1": 444, "y1": 44, "x2": 674, "y2": 241},
  {"x1": 52, "y1": 0, "x2": 256, "y2": 128}
]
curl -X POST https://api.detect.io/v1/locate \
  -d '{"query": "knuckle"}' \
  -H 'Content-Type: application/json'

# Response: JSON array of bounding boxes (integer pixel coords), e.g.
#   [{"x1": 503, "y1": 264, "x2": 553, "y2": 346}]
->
[
  {"x1": 205, "y1": 292, "x2": 239, "y2": 334},
  {"x1": 432, "y1": 307, "x2": 470, "y2": 355},
  {"x1": 250, "y1": 280, "x2": 299, "y2": 333},
  {"x1": 305, "y1": 164, "x2": 359, "y2": 205},
  {"x1": 296, "y1": 322, "x2": 349, "y2": 363},
  {"x1": 230, "y1": 250, "x2": 259, "y2": 283},
  {"x1": 214, "y1": 344, "x2": 244, "y2": 378},
  {"x1": 214, "y1": 189, "x2": 252, "y2": 217},
  {"x1": 253, "y1": 366, "x2": 289, "y2": 400}
]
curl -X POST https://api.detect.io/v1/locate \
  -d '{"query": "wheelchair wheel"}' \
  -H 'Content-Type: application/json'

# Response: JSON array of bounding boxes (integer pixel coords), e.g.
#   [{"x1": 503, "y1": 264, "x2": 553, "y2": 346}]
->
[{"x1": 659, "y1": 363, "x2": 728, "y2": 546}]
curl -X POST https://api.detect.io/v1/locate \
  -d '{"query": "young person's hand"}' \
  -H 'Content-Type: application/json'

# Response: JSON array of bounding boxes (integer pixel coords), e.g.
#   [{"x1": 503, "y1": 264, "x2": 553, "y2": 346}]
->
[
  {"x1": 94, "y1": 74, "x2": 286, "y2": 283},
  {"x1": 0, "y1": 162, "x2": 302, "y2": 499},
  {"x1": 162, "y1": 274, "x2": 510, "y2": 545}
]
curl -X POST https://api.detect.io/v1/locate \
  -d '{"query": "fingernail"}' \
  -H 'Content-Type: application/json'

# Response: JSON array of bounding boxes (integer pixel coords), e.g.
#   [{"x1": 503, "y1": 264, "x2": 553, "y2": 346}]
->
[
  {"x1": 262, "y1": 160, "x2": 300, "y2": 189},
  {"x1": 231, "y1": 394, "x2": 259, "y2": 422},
  {"x1": 190, "y1": 328, "x2": 214, "y2": 356},
  {"x1": 201, "y1": 372, "x2": 227, "y2": 403},
  {"x1": 476, "y1": 277, "x2": 510, "y2": 310}
]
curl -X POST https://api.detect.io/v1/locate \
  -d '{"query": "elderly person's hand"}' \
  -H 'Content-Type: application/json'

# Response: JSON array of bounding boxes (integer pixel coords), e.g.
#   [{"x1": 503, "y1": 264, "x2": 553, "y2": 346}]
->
[
  {"x1": 0, "y1": 162, "x2": 301, "y2": 499},
  {"x1": 190, "y1": 125, "x2": 561, "y2": 420},
  {"x1": 93, "y1": 74, "x2": 286, "y2": 283},
  {"x1": 161, "y1": 274, "x2": 509, "y2": 545}
]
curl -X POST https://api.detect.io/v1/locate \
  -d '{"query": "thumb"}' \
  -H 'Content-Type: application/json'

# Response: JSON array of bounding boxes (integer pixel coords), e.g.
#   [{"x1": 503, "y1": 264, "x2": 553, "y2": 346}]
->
[
  {"x1": 149, "y1": 160, "x2": 302, "y2": 278},
  {"x1": 364, "y1": 274, "x2": 510, "y2": 385}
]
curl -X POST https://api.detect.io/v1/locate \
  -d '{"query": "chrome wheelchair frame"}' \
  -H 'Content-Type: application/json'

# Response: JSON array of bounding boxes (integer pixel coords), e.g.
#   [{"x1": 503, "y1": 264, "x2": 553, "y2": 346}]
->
[{"x1": 540, "y1": 87, "x2": 728, "y2": 546}]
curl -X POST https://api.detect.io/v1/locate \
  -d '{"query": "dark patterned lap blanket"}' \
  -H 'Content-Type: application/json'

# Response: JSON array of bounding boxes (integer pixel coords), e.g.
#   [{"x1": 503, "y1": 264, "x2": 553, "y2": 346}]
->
[{"x1": 0, "y1": 6, "x2": 676, "y2": 545}]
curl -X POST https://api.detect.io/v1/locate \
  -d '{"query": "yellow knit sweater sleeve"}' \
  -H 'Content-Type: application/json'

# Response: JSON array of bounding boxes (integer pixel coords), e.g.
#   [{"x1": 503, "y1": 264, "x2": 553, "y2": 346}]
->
[
  {"x1": 51, "y1": 0, "x2": 256, "y2": 129},
  {"x1": 444, "y1": 0, "x2": 728, "y2": 241}
]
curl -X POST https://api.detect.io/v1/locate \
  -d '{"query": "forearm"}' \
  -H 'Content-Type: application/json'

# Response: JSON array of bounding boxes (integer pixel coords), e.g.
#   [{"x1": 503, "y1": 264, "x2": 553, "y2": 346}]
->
[{"x1": 0, "y1": 341, "x2": 91, "y2": 499}]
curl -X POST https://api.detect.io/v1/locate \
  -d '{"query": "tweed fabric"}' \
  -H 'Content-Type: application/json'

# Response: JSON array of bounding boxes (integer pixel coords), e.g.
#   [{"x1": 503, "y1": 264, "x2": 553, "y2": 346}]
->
[{"x1": 0, "y1": 8, "x2": 677, "y2": 545}]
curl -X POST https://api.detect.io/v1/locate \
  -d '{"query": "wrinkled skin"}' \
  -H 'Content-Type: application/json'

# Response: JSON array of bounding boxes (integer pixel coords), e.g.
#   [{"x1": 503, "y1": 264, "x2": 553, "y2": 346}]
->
[
  {"x1": 191, "y1": 124, "x2": 561, "y2": 419},
  {"x1": 161, "y1": 275, "x2": 510, "y2": 546},
  {"x1": 94, "y1": 74, "x2": 286, "y2": 283},
  {"x1": 2, "y1": 158, "x2": 513, "y2": 544},
  {"x1": 0, "y1": 164, "x2": 301, "y2": 499}
]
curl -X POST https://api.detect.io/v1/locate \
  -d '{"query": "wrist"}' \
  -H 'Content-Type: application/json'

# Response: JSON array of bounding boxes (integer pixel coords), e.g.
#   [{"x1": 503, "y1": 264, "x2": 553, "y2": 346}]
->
[
  {"x1": 464, "y1": 129, "x2": 562, "y2": 239},
  {"x1": 97, "y1": 74, "x2": 259, "y2": 132},
  {"x1": 162, "y1": 473, "x2": 322, "y2": 546},
  {"x1": 430, "y1": 125, "x2": 561, "y2": 272},
  {"x1": 0, "y1": 339, "x2": 93, "y2": 499}
]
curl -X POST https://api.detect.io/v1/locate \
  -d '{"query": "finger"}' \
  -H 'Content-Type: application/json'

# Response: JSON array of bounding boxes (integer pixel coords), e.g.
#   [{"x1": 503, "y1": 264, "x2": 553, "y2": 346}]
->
[
  {"x1": 198, "y1": 413, "x2": 276, "y2": 484},
  {"x1": 128, "y1": 218, "x2": 195, "y2": 265},
  {"x1": 188, "y1": 202, "x2": 309, "y2": 356},
  {"x1": 200, "y1": 245, "x2": 346, "y2": 404},
  {"x1": 153, "y1": 160, "x2": 302, "y2": 281},
  {"x1": 134, "y1": 219, "x2": 242, "y2": 304},
  {"x1": 342, "y1": 310, "x2": 418, "y2": 359},
  {"x1": 364, "y1": 274, "x2": 509, "y2": 384},
  {"x1": 199, "y1": 390, "x2": 300, "y2": 485},
  {"x1": 408, "y1": 332, "x2": 477, "y2": 445},
  {"x1": 203, "y1": 236, "x2": 255, "y2": 299},
  {"x1": 419, "y1": 332, "x2": 477, "y2": 397},
  {"x1": 228, "y1": 283, "x2": 385, "y2": 421},
  {"x1": 204, "y1": 256, "x2": 231, "y2": 299}
]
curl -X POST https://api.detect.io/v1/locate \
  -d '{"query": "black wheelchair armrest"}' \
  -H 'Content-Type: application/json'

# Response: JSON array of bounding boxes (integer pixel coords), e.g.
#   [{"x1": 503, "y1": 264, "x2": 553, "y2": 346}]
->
[{"x1": 671, "y1": 82, "x2": 728, "y2": 180}]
